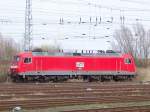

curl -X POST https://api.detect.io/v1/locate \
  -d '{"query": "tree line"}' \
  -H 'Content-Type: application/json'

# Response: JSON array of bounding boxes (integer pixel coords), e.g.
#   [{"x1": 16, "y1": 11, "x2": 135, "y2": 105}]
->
[
  {"x1": 0, "y1": 34, "x2": 19, "y2": 61},
  {"x1": 112, "y1": 23, "x2": 150, "y2": 67}
]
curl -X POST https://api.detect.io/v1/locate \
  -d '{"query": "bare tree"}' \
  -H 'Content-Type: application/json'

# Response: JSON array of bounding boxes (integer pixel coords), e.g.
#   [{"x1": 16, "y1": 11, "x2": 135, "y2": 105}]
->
[
  {"x1": 133, "y1": 23, "x2": 150, "y2": 66},
  {"x1": 33, "y1": 44, "x2": 61, "y2": 52},
  {"x1": 0, "y1": 34, "x2": 20, "y2": 82},
  {"x1": 113, "y1": 25, "x2": 134, "y2": 55},
  {"x1": 146, "y1": 30, "x2": 150, "y2": 57},
  {"x1": 113, "y1": 24, "x2": 150, "y2": 67},
  {"x1": 0, "y1": 34, "x2": 19, "y2": 61}
]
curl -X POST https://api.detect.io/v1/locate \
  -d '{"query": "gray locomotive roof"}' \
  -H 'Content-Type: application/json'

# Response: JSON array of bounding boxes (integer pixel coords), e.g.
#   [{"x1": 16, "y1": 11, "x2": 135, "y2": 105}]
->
[{"x1": 32, "y1": 51, "x2": 122, "y2": 57}]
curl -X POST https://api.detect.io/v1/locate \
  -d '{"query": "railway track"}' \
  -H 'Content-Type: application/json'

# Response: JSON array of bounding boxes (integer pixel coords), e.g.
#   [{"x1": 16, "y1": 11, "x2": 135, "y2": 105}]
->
[
  {"x1": 64, "y1": 106, "x2": 150, "y2": 112},
  {"x1": 0, "y1": 82, "x2": 150, "y2": 111}
]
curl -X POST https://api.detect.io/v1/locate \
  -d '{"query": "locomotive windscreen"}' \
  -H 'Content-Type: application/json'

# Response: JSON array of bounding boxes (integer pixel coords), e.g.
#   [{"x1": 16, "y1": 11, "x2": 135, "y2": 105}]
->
[{"x1": 14, "y1": 56, "x2": 20, "y2": 62}]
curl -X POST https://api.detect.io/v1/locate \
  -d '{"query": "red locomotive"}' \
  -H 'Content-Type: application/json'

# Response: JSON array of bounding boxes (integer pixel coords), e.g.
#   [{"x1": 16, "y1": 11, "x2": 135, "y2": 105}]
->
[{"x1": 9, "y1": 50, "x2": 136, "y2": 82}]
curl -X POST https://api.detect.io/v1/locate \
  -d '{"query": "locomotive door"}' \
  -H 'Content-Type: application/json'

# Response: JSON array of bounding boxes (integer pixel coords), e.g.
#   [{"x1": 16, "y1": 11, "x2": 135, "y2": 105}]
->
[
  {"x1": 35, "y1": 57, "x2": 43, "y2": 72},
  {"x1": 116, "y1": 58, "x2": 122, "y2": 73},
  {"x1": 23, "y1": 57, "x2": 32, "y2": 72}
]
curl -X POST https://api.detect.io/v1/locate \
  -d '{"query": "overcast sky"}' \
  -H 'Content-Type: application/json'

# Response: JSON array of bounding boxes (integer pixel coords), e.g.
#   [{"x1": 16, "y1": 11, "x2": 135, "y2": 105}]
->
[{"x1": 0, "y1": 0, "x2": 150, "y2": 51}]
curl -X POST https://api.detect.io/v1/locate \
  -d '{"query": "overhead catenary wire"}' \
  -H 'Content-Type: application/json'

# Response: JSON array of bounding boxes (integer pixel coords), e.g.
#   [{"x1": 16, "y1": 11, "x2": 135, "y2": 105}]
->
[
  {"x1": 37, "y1": 0, "x2": 150, "y2": 12},
  {"x1": 1, "y1": 0, "x2": 150, "y2": 43},
  {"x1": 120, "y1": 0, "x2": 150, "y2": 5}
]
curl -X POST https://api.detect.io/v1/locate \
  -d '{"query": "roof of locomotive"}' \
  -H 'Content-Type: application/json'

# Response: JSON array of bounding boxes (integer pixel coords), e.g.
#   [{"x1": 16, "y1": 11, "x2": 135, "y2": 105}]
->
[{"x1": 16, "y1": 50, "x2": 132, "y2": 58}]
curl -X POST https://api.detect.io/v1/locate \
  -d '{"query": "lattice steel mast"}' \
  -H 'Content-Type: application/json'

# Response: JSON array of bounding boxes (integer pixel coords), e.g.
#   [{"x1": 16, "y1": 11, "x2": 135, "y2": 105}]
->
[{"x1": 24, "y1": 0, "x2": 32, "y2": 51}]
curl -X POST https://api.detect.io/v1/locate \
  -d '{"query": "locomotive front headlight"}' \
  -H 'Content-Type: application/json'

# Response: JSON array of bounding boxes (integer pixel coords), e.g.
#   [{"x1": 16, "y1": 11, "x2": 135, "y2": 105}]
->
[{"x1": 10, "y1": 65, "x2": 18, "y2": 69}]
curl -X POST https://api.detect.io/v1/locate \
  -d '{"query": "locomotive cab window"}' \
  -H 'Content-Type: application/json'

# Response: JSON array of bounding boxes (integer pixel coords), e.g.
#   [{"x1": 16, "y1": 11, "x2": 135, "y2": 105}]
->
[
  {"x1": 125, "y1": 58, "x2": 131, "y2": 64},
  {"x1": 24, "y1": 57, "x2": 32, "y2": 64},
  {"x1": 14, "y1": 56, "x2": 20, "y2": 62}
]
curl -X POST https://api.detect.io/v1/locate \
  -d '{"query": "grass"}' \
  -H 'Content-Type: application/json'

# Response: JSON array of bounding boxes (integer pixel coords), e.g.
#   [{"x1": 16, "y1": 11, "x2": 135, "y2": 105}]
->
[
  {"x1": 2, "y1": 101, "x2": 150, "y2": 112},
  {"x1": 0, "y1": 61, "x2": 10, "y2": 82},
  {"x1": 136, "y1": 66, "x2": 150, "y2": 82}
]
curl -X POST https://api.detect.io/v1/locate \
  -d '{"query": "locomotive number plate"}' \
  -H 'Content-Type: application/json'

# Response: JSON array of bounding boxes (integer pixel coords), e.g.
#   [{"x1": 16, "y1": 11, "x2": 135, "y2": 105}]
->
[{"x1": 76, "y1": 62, "x2": 84, "y2": 68}]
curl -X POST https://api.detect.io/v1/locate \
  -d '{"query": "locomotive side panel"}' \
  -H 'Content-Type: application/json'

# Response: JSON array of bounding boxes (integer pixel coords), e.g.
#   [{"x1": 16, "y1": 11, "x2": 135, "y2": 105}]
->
[
  {"x1": 18, "y1": 56, "x2": 136, "y2": 75},
  {"x1": 9, "y1": 52, "x2": 136, "y2": 82}
]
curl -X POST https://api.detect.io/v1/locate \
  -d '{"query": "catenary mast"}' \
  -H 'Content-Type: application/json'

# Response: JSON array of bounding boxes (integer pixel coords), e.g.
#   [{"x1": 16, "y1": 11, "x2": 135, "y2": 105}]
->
[{"x1": 24, "y1": 0, "x2": 32, "y2": 51}]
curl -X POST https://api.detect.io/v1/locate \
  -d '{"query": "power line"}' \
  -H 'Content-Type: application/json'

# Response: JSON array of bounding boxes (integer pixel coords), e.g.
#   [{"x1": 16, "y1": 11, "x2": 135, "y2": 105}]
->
[
  {"x1": 1, "y1": 5, "x2": 150, "y2": 19},
  {"x1": 1, "y1": 17, "x2": 150, "y2": 27},
  {"x1": 2, "y1": 0, "x2": 150, "y2": 13},
  {"x1": 44, "y1": 0, "x2": 150, "y2": 12},
  {"x1": 120, "y1": 0, "x2": 150, "y2": 5},
  {"x1": 1, "y1": 0, "x2": 150, "y2": 45}
]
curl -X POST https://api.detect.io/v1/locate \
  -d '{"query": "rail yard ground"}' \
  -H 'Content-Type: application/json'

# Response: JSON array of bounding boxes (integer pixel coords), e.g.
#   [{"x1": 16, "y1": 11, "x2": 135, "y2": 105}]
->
[
  {"x1": 0, "y1": 62, "x2": 150, "y2": 112},
  {"x1": 1, "y1": 82, "x2": 150, "y2": 112}
]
